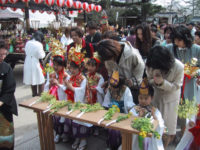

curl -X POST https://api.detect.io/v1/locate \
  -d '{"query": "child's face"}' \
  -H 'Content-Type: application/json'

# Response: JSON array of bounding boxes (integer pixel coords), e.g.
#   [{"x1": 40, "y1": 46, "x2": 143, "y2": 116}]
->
[
  {"x1": 87, "y1": 64, "x2": 96, "y2": 73},
  {"x1": 138, "y1": 94, "x2": 152, "y2": 106},
  {"x1": 53, "y1": 62, "x2": 63, "y2": 73},
  {"x1": 70, "y1": 66, "x2": 80, "y2": 76}
]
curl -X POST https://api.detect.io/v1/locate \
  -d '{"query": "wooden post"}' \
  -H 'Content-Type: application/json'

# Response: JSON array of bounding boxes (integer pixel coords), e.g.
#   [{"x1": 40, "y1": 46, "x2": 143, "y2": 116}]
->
[
  {"x1": 121, "y1": 132, "x2": 132, "y2": 150},
  {"x1": 36, "y1": 111, "x2": 45, "y2": 150},
  {"x1": 47, "y1": 115, "x2": 56, "y2": 150},
  {"x1": 24, "y1": 2, "x2": 30, "y2": 32}
]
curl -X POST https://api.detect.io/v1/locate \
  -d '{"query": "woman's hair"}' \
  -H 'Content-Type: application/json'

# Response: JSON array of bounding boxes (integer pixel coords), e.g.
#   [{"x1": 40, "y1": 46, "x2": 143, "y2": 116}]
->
[
  {"x1": 0, "y1": 39, "x2": 7, "y2": 50},
  {"x1": 129, "y1": 28, "x2": 135, "y2": 36},
  {"x1": 65, "y1": 27, "x2": 71, "y2": 36},
  {"x1": 53, "y1": 56, "x2": 67, "y2": 68},
  {"x1": 87, "y1": 58, "x2": 97, "y2": 67},
  {"x1": 97, "y1": 39, "x2": 121, "y2": 61},
  {"x1": 135, "y1": 23, "x2": 152, "y2": 56},
  {"x1": 70, "y1": 27, "x2": 84, "y2": 38},
  {"x1": 146, "y1": 45, "x2": 175, "y2": 73},
  {"x1": 164, "y1": 26, "x2": 173, "y2": 39},
  {"x1": 102, "y1": 31, "x2": 120, "y2": 41},
  {"x1": 148, "y1": 84, "x2": 154, "y2": 97},
  {"x1": 32, "y1": 31, "x2": 44, "y2": 43},
  {"x1": 172, "y1": 25, "x2": 193, "y2": 48}
]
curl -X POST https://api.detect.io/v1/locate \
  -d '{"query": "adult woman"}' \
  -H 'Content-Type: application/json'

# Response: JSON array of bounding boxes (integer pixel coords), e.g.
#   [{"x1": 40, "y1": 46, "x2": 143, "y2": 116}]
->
[
  {"x1": 97, "y1": 38, "x2": 144, "y2": 104},
  {"x1": 23, "y1": 31, "x2": 46, "y2": 97},
  {"x1": 0, "y1": 40, "x2": 18, "y2": 150},
  {"x1": 146, "y1": 45, "x2": 184, "y2": 149},
  {"x1": 161, "y1": 26, "x2": 173, "y2": 46},
  {"x1": 135, "y1": 23, "x2": 160, "y2": 61},
  {"x1": 166, "y1": 25, "x2": 200, "y2": 102}
]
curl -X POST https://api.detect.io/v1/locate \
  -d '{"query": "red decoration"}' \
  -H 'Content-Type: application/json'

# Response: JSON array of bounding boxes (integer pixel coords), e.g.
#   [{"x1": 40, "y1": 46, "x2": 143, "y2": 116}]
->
[
  {"x1": 45, "y1": 0, "x2": 54, "y2": 6},
  {"x1": 95, "y1": 5, "x2": 102, "y2": 12},
  {"x1": 31, "y1": 9, "x2": 36, "y2": 13},
  {"x1": 22, "y1": 0, "x2": 29, "y2": 2},
  {"x1": 0, "y1": 0, "x2": 8, "y2": 4},
  {"x1": 82, "y1": 2, "x2": 88, "y2": 10},
  {"x1": 66, "y1": 0, "x2": 73, "y2": 8},
  {"x1": 56, "y1": 0, "x2": 65, "y2": 7},
  {"x1": 9, "y1": 0, "x2": 18, "y2": 3},
  {"x1": 34, "y1": 0, "x2": 43, "y2": 4},
  {"x1": 11, "y1": 7, "x2": 17, "y2": 11},
  {"x1": 53, "y1": 11, "x2": 59, "y2": 15},
  {"x1": 86, "y1": 8, "x2": 91, "y2": 13},
  {"x1": 21, "y1": 8, "x2": 25, "y2": 12},
  {"x1": 46, "y1": 11, "x2": 52, "y2": 14},
  {"x1": 39, "y1": 10, "x2": 44, "y2": 13},
  {"x1": 89, "y1": 4, "x2": 95, "y2": 11},
  {"x1": 73, "y1": 1, "x2": 81, "y2": 9},
  {"x1": 69, "y1": 10, "x2": 73, "y2": 15},
  {"x1": 0, "y1": 6, "x2": 6, "y2": 10}
]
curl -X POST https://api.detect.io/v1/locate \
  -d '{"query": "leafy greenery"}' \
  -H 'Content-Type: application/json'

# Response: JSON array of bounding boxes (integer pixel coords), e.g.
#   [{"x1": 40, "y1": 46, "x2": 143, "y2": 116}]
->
[
  {"x1": 49, "y1": 100, "x2": 72, "y2": 115},
  {"x1": 40, "y1": 92, "x2": 56, "y2": 102},
  {"x1": 80, "y1": 103, "x2": 104, "y2": 113},
  {"x1": 104, "y1": 105, "x2": 120, "y2": 120},
  {"x1": 178, "y1": 99, "x2": 199, "y2": 119},
  {"x1": 116, "y1": 112, "x2": 132, "y2": 123},
  {"x1": 132, "y1": 118, "x2": 160, "y2": 139}
]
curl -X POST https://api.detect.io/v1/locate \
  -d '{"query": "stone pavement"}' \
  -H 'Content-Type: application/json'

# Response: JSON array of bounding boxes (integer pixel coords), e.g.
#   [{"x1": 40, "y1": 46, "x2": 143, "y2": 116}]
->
[{"x1": 13, "y1": 65, "x2": 176, "y2": 150}]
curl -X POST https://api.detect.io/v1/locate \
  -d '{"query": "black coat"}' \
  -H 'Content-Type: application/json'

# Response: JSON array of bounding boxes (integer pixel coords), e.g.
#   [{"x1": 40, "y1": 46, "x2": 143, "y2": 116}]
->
[
  {"x1": 0, "y1": 62, "x2": 17, "y2": 122},
  {"x1": 85, "y1": 32, "x2": 101, "y2": 44}
]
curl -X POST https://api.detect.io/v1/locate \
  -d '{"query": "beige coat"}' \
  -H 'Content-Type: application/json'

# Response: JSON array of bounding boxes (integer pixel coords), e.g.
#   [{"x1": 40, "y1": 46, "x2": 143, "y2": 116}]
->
[
  {"x1": 146, "y1": 59, "x2": 184, "y2": 135},
  {"x1": 105, "y1": 41, "x2": 145, "y2": 88}
]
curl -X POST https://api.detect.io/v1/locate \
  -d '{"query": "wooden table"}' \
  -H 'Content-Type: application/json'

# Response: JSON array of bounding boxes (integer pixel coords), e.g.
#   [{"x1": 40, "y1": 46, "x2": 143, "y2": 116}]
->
[{"x1": 19, "y1": 97, "x2": 158, "y2": 150}]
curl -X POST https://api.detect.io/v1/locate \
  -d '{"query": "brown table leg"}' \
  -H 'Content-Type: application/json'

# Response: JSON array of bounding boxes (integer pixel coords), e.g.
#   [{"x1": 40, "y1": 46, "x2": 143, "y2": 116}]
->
[
  {"x1": 47, "y1": 114, "x2": 56, "y2": 150},
  {"x1": 121, "y1": 132, "x2": 132, "y2": 150},
  {"x1": 36, "y1": 111, "x2": 45, "y2": 150}
]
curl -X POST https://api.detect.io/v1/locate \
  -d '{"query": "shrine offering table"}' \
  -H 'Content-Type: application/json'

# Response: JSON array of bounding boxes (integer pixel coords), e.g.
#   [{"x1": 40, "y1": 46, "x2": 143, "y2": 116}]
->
[{"x1": 19, "y1": 97, "x2": 158, "y2": 150}]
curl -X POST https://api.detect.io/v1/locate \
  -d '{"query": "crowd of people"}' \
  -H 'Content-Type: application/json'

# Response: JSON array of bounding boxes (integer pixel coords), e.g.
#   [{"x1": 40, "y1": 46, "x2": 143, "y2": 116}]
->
[{"x1": 1, "y1": 20, "x2": 200, "y2": 150}]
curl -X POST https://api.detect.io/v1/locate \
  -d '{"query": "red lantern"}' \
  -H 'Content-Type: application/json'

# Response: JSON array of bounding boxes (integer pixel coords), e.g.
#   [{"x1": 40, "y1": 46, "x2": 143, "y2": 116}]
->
[
  {"x1": 66, "y1": 0, "x2": 73, "y2": 8},
  {"x1": 11, "y1": 7, "x2": 17, "y2": 11},
  {"x1": 86, "y1": 7, "x2": 91, "y2": 13},
  {"x1": 69, "y1": 10, "x2": 73, "y2": 15},
  {"x1": 46, "y1": 11, "x2": 52, "y2": 14},
  {"x1": 45, "y1": 0, "x2": 54, "y2": 6},
  {"x1": 95, "y1": 5, "x2": 102, "y2": 12},
  {"x1": 78, "y1": 10, "x2": 82, "y2": 13},
  {"x1": 89, "y1": 4, "x2": 95, "y2": 11},
  {"x1": 34, "y1": 0, "x2": 43, "y2": 4},
  {"x1": 73, "y1": 1, "x2": 81, "y2": 9},
  {"x1": 21, "y1": 8, "x2": 25, "y2": 12},
  {"x1": 22, "y1": 0, "x2": 29, "y2": 2},
  {"x1": 62, "y1": 11, "x2": 66, "y2": 15},
  {"x1": 39, "y1": 10, "x2": 44, "y2": 13},
  {"x1": 0, "y1": 0, "x2": 8, "y2": 4},
  {"x1": 56, "y1": 0, "x2": 65, "y2": 7},
  {"x1": 0, "y1": 6, "x2": 6, "y2": 10},
  {"x1": 9, "y1": 0, "x2": 18, "y2": 3},
  {"x1": 31, "y1": 9, "x2": 36, "y2": 13},
  {"x1": 82, "y1": 2, "x2": 88, "y2": 10}
]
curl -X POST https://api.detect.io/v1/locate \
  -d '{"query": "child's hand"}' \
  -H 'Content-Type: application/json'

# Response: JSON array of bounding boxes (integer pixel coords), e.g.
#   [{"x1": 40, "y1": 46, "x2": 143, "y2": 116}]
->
[
  {"x1": 53, "y1": 79, "x2": 59, "y2": 86},
  {"x1": 189, "y1": 121, "x2": 195, "y2": 127},
  {"x1": 153, "y1": 70, "x2": 164, "y2": 85},
  {"x1": 65, "y1": 80, "x2": 74, "y2": 91}
]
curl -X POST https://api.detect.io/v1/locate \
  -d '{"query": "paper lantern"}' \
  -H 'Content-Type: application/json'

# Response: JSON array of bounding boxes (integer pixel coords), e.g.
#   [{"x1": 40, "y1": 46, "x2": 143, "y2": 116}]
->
[
  {"x1": 82, "y1": 2, "x2": 88, "y2": 10},
  {"x1": 86, "y1": 8, "x2": 91, "y2": 13},
  {"x1": 22, "y1": 0, "x2": 29, "y2": 2},
  {"x1": 0, "y1": 6, "x2": 6, "y2": 10},
  {"x1": 46, "y1": 11, "x2": 52, "y2": 14},
  {"x1": 0, "y1": 0, "x2": 8, "y2": 4},
  {"x1": 56, "y1": 0, "x2": 65, "y2": 7},
  {"x1": 31, "y1": 9, "x2": 36, "y2": 13},
  {"x1": 73, "y1": 1, "x2": 81, "y2": 9},
  {"x1": 9, "y1": 0, "x2": 18, "y2": 3},
  {"x1": 39, "y1": 10, "x2": 44, "y2": 13},
  {"x1": 78, "y1": 10, "x2": 83, "y2": 13},
  {"x1": 69, "y1": 10, "x2": 73, "y2": 15},
  {"x1": 95, "y1": 5, "x2": 102, "y2": 12},
  {"x1": 66, "y1": 0, "x2": 73, "y2": 8},
  {"x1": 45, "y1": 0, "x2": 54, "y2": 6},
  {"x1": 89, "y1": 4, "x2": 95, "y2": 11},
  {"x1": 11, "y1": 7, "x2": 17, "y2": 11},
  {"x1": 34, "y1": 0, "x2": 43, "y2": 4}
]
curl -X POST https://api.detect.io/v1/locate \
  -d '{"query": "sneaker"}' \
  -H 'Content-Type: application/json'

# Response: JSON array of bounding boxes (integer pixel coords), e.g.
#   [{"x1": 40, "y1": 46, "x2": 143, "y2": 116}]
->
[{"x1": 54, "y1": 134, "x2": 60, "y2": 143}]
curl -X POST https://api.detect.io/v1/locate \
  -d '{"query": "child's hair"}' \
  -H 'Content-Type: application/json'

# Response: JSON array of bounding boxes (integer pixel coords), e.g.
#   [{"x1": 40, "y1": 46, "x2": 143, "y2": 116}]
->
[
  {"x1": 53, "y1": 56, "x2": 67, "y2": 68},
  {"x1": 147, "y1": 84, "x2": 154, "y2": 97},
  {"x1": 70, "y1": 61, "x2": 82, "y2": 69},
  {"x1": 110, "y1": 77, "x2": 125, "y2": 88},
  {"x1": 87, "y1": 58, "x2": 97, "y2": 67}
]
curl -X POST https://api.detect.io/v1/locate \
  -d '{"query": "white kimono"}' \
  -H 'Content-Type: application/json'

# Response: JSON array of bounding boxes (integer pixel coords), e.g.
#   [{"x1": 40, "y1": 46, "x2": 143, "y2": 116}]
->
[
  {"x1": 103, "y1": 86, "x2": 135, "y2": 113},
  {"x1": 23, "y1": 39, "x2": 45, "y2": 85},
  {"x1": 128, "y1": 107, "x2": 165, "y2": 150}
]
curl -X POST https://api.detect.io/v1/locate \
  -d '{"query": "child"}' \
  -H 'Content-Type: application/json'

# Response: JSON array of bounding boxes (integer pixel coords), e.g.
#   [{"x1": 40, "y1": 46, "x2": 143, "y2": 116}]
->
[
  {"x1": 176, "y1": 105, "x2": 200, "y2": 150},
  {"x1": 128, "y1": 78, "x2": 165, "y2": 150},
  {"x1": 64, "y1": 51, "x2": 91, "y2": 150},
  {"x1": 103, "y1": 71, "x2": 135, "y2": 149},
  {"x1": 44, "y1": 54, "x2": 69, "y2": 143},
  {"x1": 85, "y1": 56, "x2": 104, "y2": 105}
]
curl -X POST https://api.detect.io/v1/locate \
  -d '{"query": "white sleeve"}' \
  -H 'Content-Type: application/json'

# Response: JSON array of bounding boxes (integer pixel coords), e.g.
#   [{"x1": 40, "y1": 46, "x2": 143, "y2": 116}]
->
[
  {"x1": 102, "y1": 90, "x2": 111, "y2": 108},
  {"x1": 74, "y1": 78, "x2": 87, "y2": 103},
  {"x1": 129, "y1": 107, "x2": 138, "y2": 117},
  {"x1": 44, "y1": 76, "x2": 50, "y2": 92},
  {"x1": 37, "y1": 43, "x2": 45, "y2": 59},
  {"x1": 96, "y1": 75, "x2": 104, "y2": 95},
  {"x1": 124, "y1": 87, "x2": 135, "y2": 113}
]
